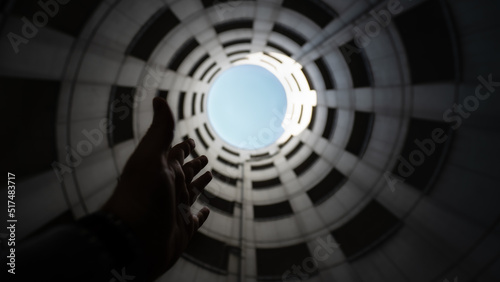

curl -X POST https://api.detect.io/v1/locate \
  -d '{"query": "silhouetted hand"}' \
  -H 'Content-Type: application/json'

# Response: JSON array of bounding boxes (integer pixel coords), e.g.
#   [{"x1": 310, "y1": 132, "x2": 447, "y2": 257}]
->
[{"x1": 102, "y1": 97, "x2": 212, "y2": 280}]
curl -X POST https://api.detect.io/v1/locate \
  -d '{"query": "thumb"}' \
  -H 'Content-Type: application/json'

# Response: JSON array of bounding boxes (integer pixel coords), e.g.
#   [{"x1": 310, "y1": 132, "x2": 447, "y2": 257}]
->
[{"x1": 139, "y1": 97, "x2": 175, "y2": 153}]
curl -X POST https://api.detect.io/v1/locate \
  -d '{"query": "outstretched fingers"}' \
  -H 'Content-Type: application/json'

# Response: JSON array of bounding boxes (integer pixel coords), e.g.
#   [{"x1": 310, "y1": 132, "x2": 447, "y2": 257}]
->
[
  {"x1": 182, "y1": 155, "x2": 208, "y2": 184},
  {"x1": 168, "y1": 139, "x2": 197, "y2": 205},
  {"x1": 190, "y1": 207, "x2": 210, "y2": 233},
  {"x1": 188, "y1": 171, "x2": 212, "y2": 205},
  {"x1": 168, "y1": 138, "x2": 195, "y2": 166}
]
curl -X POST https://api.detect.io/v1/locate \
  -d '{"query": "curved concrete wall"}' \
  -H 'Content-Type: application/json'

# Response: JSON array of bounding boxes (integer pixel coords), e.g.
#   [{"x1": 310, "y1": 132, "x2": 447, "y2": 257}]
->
[{"x1": 1, "y1": 0, "x2": 499, "y2": 281}]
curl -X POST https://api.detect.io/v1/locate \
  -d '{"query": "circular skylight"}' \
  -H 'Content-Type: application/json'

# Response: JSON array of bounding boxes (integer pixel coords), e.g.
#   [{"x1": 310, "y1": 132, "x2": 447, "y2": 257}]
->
[{"x1": 207, "y1": 64, "x2": 287, "y2": 150}]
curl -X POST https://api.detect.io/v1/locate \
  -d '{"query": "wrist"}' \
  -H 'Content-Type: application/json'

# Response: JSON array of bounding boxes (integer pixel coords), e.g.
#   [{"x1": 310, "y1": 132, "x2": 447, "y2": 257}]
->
[{"x1": 77, "y1": 211, "x2": 143, "y2": 270}]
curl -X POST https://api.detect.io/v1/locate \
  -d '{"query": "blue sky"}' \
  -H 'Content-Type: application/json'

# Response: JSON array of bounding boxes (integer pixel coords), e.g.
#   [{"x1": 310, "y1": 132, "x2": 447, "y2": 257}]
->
[{"x1": 207, "y1": 64, "x2": 287, "y2": 150}]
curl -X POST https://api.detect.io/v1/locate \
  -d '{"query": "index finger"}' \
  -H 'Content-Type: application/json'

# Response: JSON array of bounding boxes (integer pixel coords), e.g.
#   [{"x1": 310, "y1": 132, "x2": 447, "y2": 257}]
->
[{"x1": 167, "y1": 138, "x2": 195, "y2": 165}]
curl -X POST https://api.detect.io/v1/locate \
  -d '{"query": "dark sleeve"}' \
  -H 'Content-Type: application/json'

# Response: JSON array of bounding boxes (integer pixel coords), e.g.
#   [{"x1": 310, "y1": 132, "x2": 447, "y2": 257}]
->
[{"x1": 1, "y1": 211, "x2": 147, "y2": 281}]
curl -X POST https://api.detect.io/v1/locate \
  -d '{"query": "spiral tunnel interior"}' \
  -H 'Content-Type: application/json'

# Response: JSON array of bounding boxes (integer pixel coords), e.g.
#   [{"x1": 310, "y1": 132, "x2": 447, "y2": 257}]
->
[{"x1": 1, "y1": 0, "x2": 500, "y2": 281}]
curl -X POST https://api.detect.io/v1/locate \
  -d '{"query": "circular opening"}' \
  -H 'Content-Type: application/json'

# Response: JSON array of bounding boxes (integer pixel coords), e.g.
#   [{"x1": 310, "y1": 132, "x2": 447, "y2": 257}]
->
[{"x1": 207, "y1": 65, "x2": 287, "y2": 150}]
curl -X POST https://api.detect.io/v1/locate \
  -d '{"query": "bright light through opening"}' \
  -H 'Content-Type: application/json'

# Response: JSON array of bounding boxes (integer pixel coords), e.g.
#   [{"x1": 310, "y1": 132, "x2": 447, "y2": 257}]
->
[{"x1": 207, "y1": 65, "x2": 287, "y2": 150}]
